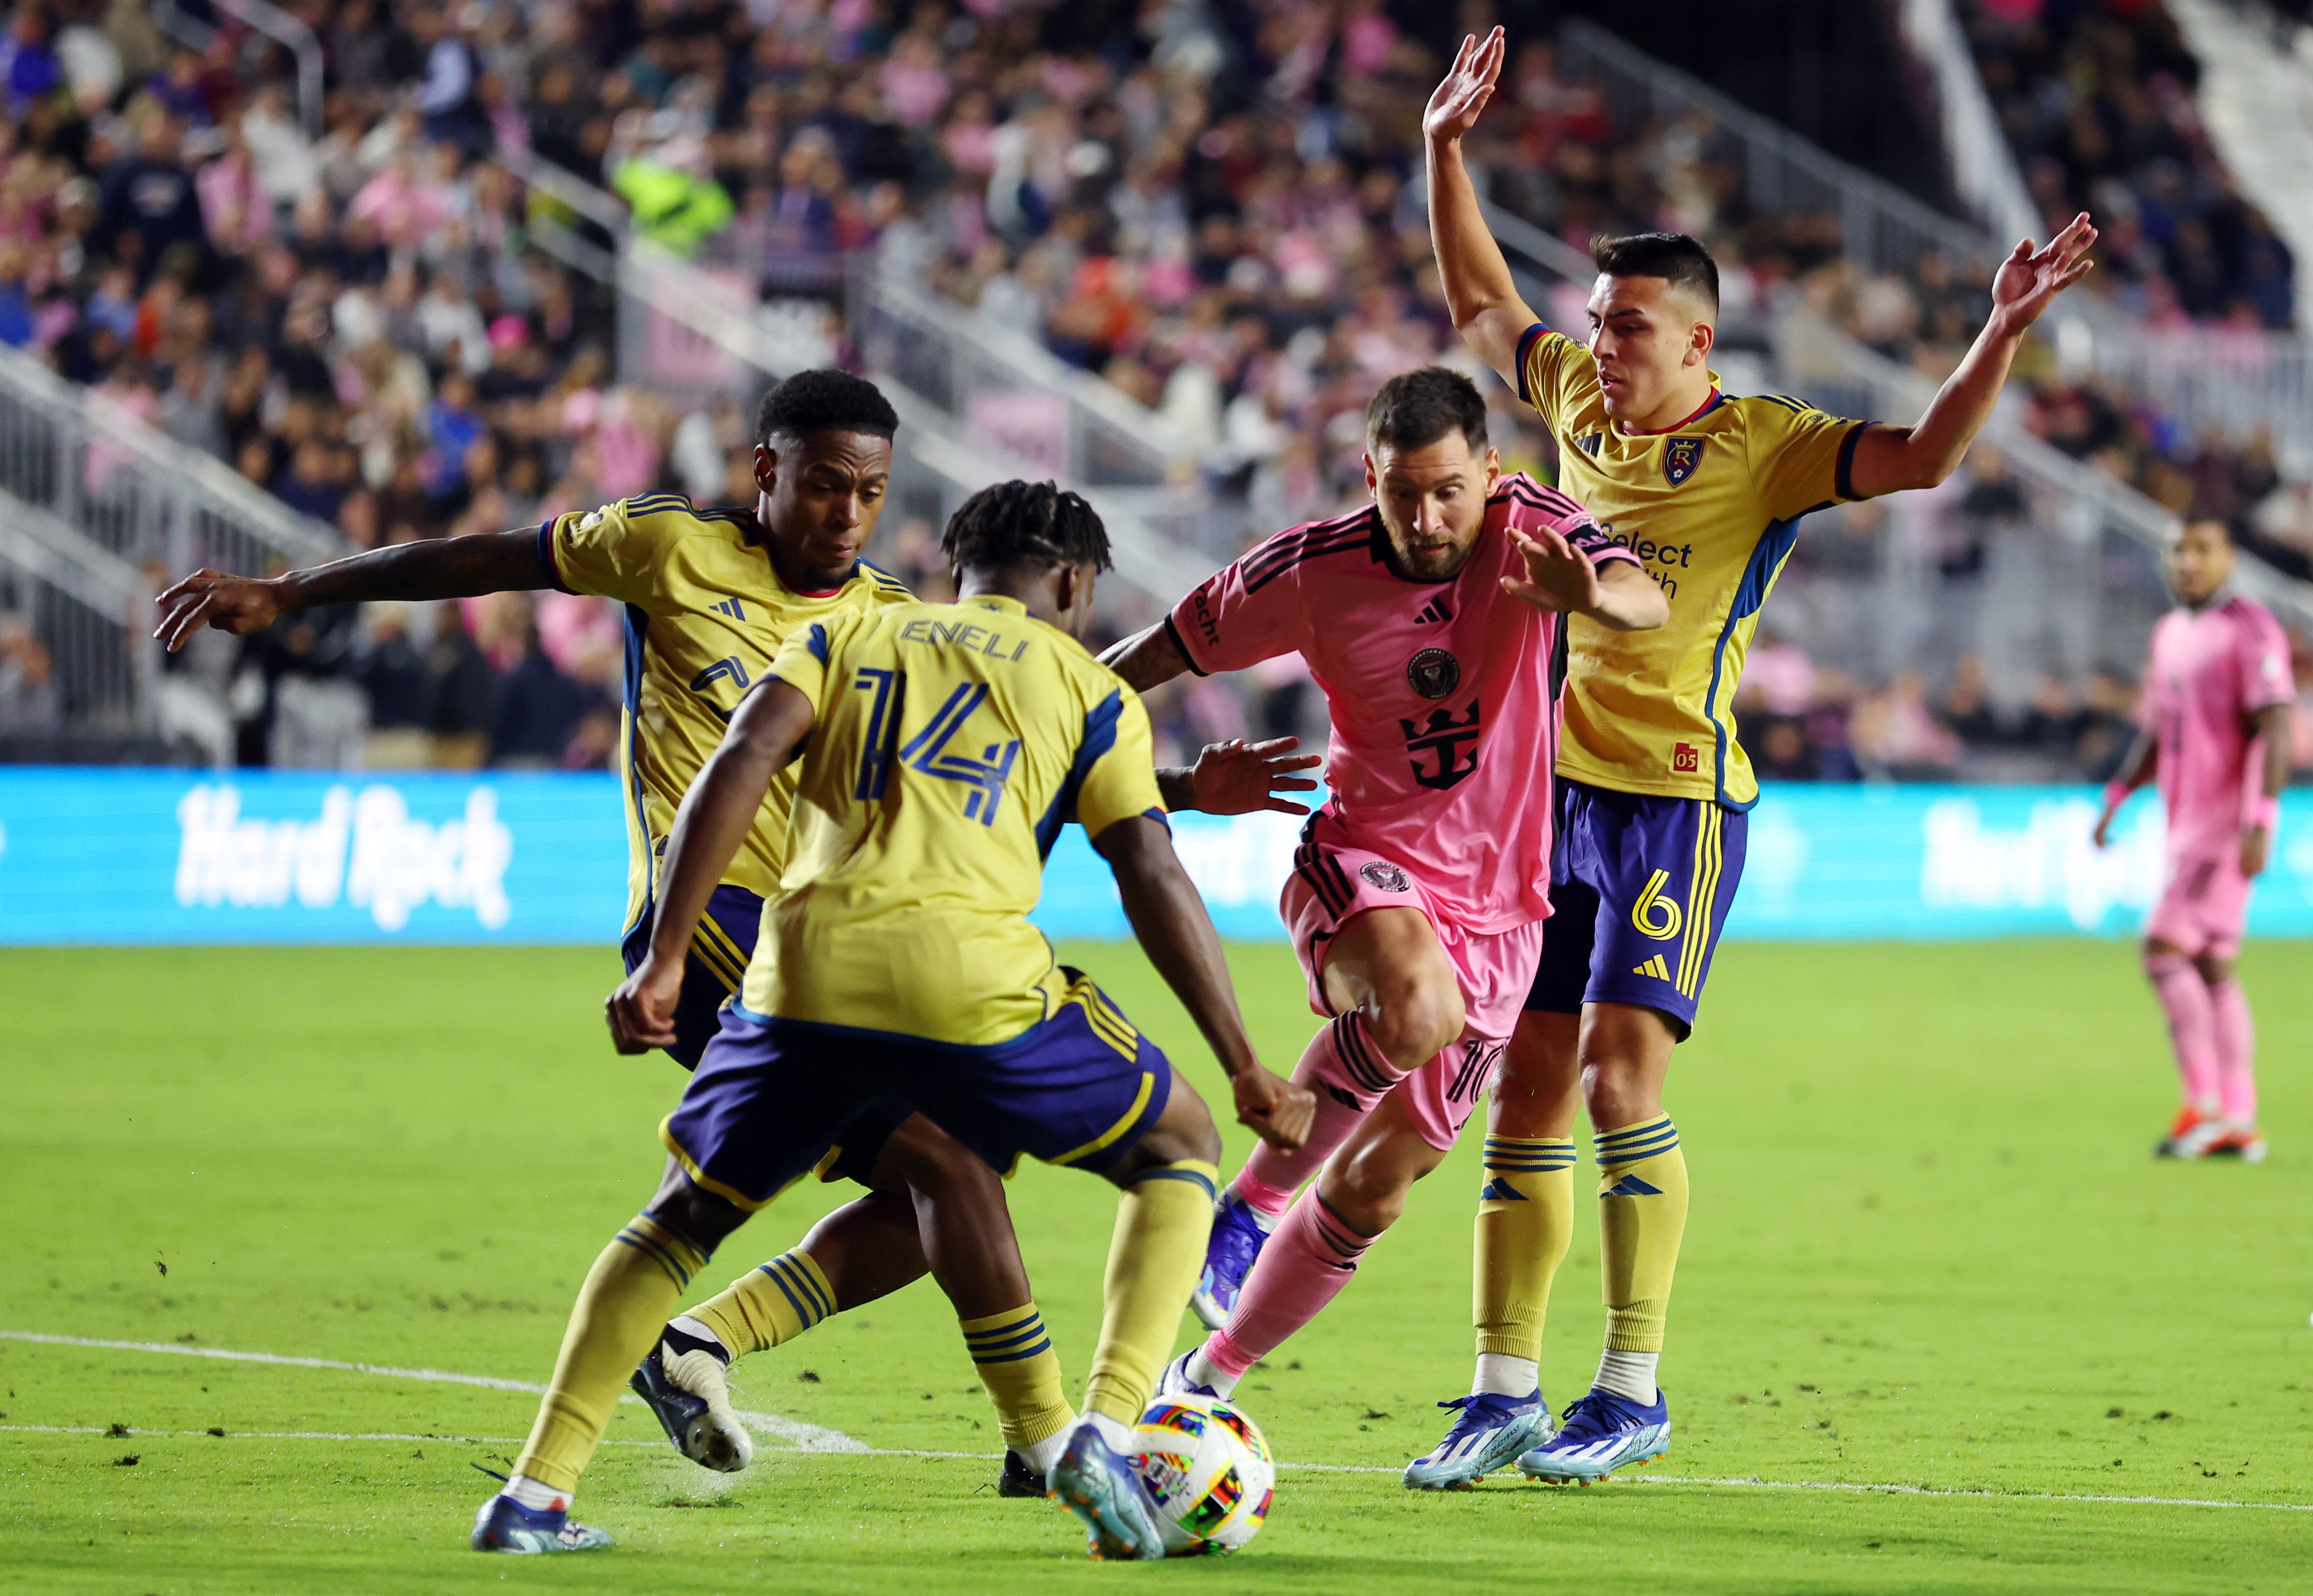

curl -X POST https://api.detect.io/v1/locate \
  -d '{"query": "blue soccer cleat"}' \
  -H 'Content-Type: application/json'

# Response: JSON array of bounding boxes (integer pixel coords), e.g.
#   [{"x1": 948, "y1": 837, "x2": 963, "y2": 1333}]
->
[
  {"x1": 470, "y1": 1493, "x2": 613, "y2": 1554},
  {"x1": 1402, "y1": 1390, "x2": 1554, "y2": 1490},
  {"x1": 1049, "y1": 1423, "x2": 1166, "y2": 1560},
  {"x1": 1515, "y1": 1388, "x2": 1672, "y2": 1483},
  {"x1": 1190, "y1": 1191, "x2": 1272, "y2": 1330}
]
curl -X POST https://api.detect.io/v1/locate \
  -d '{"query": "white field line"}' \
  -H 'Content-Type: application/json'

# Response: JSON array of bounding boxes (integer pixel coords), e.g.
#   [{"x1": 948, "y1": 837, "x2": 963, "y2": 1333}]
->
[
  {"x1": 7, "y1": 1330, "x2": 2309, "y2": 1515},
  {"x1": 0, "y1": 1330, "x2": 865, "y2": 1452}
]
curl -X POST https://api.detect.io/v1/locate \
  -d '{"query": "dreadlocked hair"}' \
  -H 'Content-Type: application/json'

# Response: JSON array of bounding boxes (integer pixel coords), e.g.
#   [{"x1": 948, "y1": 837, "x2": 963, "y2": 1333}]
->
[{"x1": 939, "y1": 479, "x2": 1112, "y2": 574}]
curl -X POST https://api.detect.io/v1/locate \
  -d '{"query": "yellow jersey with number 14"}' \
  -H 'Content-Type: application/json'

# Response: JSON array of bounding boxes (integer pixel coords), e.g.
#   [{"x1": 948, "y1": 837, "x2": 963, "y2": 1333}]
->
[
  {"x1": 540, "y1": 493, "x2": 913, "y2": 930},
  {"x1": 1518, "y1": 326, "x2": 1875, "y2": 808},
  {"x1": 746, "y1": 592, "x2": 1164, "y2": 1047}
]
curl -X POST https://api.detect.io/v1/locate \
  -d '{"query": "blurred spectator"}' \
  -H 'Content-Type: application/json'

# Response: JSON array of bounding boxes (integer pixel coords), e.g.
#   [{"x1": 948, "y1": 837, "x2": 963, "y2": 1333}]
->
[{"x1": 0, "y1": 610, "x2": 61, "y2": 731}]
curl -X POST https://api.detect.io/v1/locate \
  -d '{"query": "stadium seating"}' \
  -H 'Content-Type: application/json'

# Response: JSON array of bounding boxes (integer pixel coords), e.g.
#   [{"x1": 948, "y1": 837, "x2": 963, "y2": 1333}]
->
[{"x1": 0, "y1": 0, "x2": 2306, "y2": 783}]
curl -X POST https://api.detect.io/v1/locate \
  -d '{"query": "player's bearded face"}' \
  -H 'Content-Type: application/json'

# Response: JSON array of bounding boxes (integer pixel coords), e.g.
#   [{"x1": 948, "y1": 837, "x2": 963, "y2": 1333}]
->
[
  {"x1": 1587, "y1": 275, "x2": 1712, "y2": 425},
  {"x1": 1367, "y1": 432, "x2": 1501, "y2": 582},
  {"x1": 754, "y1": 431, "x2": 894, "y2": 587}
]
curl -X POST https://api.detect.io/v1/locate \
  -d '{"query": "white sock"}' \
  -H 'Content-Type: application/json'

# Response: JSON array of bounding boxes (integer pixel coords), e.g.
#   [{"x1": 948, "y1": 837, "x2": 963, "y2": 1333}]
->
[
  {"x1": 1594, "y1": 1347, "x2": 1658, "y2": 1405},
  {"x1": 1078, "y1": 1409, "x2": 1135, "y2": 1451},
  {"x1": 1225, "y1": 1182, "x2": 1285, "y2": 1233},
  {"x1": 667, "y1": 1314, "x2": 726, "y2": 1352},
  {"x1": 1472, "y1": 1353, "x2": 1539, "y2": 1399},
  {"x1": 503, "y1": 1472, "x2": 569, "y2": 1512},
  {"x1": 1185, "y1": 1346, "x2": 1240, "y2": 1399},
  {"x1": 1024, "y1": 1429, "x2": 1072, "y2": 1476}
]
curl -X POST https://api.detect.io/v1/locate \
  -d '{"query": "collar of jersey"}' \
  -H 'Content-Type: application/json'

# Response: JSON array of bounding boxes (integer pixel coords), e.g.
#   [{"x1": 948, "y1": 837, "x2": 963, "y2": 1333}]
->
[
  {"x1": 1618, "y1": 381, "x2": 1724, "y2": 437},
  {"x1": 960, "y1": 592, "x2": 1026, "y2": 614}
]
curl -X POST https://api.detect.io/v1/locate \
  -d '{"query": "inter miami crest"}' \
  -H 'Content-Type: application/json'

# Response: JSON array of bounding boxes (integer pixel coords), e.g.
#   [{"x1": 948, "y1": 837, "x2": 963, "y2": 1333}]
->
[
  {"x1": 1406, "y1": 646, "x2": 1460, "y2": 700},
  {"x1": 1359, "y1": 860, "x2": 1410, "y2": 893},
  {"x1": 1662, "y1": 436, "x2": 1705, "y2": 488}
]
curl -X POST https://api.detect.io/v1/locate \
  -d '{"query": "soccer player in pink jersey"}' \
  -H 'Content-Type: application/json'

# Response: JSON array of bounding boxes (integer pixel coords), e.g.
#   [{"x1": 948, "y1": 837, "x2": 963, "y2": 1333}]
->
[
  {"x1": 1103, "y1": 367, "x2": 1666, "y2": 1486},
  {"x1": 2094, "y1": 519, "x2": 2294, "y2": 1163}
]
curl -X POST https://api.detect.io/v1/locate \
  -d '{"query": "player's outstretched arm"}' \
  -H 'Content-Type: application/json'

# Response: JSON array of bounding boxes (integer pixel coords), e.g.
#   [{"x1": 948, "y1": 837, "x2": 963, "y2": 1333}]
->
[
  {"x1": 2092, "y1": 724, "x2": 2157, "y2": 849},
  {"x1": 1847, "y1": 214, "x2": 2098, "y2": 499},
  {"x1": 1156, "y1": 737, "x2": 1323, "y2": 816},
  {"x1": 1091, "y1": 814, "x2": 1316, "y2": 1152},
  {"x1": 1425, "y1": 27, "x2": 1541, "y2": 392},
  {"x1": 152, "y1": 528, "x2": 549, "y2": 651},
  {"x1": 1502, "y1": 528, "x2": 1668, "y2": 630},
  {"x1": 606, "y1": 679, "x2": 816, "y2": 1053}
]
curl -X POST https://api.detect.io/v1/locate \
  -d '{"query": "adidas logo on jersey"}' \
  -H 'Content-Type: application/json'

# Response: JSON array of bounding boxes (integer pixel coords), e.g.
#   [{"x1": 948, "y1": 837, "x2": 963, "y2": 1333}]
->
[
  {"x1": 1414, "y1": 595, "x2": 1453, "y2": 625},
  {"x1": 710, "y1": 597, "x2": 746, "y2": 621},
  {"x1": 1631, "y1": 955, "x2": 1670, "y2": 981}
]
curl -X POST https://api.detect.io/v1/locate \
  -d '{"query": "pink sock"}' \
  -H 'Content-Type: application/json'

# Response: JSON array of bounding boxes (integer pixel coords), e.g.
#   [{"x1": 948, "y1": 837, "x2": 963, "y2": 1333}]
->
[
  {"x1": 2208, "y1": 978, "x2": 2257, "y2": 1124},
  {"x1": 1205, "y1": 1190, "x2": 1375, "y2": 1379},
  {"x1": 1236, "y1": 1014, "x2": 1413, "y2": 1211},
  {"x1": 2145, "y1": 952, "x2": 2219, "y2": 1110}
]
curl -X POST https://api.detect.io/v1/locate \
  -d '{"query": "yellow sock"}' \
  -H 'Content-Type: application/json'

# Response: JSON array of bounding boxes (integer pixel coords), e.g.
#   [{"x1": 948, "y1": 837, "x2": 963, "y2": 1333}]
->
[
  {"x1": 1595, "y1": 1116, "x2": 1689, "y2": 1355},
  {"x1": 690, "y1": 1249, "x2": 835, "y2": 1358},
  {"x1": 1473, "y1": 1136, "x2": 1577, "y2": 1362},
  {"x1": 960, "y1": 1301, "x2": 1076, "y2": 1455},
  {"x1": 1084, "y1": 1160, "x2": 1217, "y2": 1424},
  {"x1": 514, "y1": 1213, "x2": 713, "y2": 1492}
]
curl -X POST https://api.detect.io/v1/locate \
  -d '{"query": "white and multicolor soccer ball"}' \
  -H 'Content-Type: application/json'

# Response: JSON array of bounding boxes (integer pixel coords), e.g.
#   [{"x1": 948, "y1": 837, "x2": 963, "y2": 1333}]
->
[{"x1": 1129, "y1": 1393, "x2": 1275, "y2": 1555}]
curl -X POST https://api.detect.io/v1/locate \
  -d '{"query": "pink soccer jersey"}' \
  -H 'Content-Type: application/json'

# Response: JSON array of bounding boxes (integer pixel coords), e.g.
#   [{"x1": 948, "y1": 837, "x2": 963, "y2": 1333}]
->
[
  {"x1": 2141, "y1": 594, "x2": 2294, "y2": 859},
  {"x1": 1167, "y1": 472, "x2": 1641, "y2": 933}
]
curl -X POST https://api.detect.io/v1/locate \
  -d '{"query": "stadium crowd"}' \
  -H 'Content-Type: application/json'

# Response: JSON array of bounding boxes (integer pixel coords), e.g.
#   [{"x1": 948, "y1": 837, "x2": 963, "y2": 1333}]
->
[{"x1": 0, "y1": 0, "x2": 2306, "y2": 779}]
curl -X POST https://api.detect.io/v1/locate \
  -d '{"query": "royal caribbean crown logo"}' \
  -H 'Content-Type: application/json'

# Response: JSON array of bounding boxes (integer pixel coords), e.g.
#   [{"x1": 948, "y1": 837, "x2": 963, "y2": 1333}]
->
[{"x1": 1662, "y1": 436, "x2": 1705, "y2": 487}]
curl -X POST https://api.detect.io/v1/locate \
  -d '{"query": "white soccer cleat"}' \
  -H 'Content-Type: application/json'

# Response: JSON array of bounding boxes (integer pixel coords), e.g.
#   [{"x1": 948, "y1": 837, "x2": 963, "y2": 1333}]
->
[{"x1": 629, "y1": 1328, "x2": 754, "y2": 1472}]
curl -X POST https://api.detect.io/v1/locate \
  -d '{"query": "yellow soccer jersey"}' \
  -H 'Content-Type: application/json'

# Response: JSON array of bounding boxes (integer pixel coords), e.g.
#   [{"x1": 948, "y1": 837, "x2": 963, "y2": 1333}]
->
[
  {"x1": 539, "y1": 492, "x2": 912, "y2": 929},
  {"x1": 741, "y1": 592, "x2": 1164, "y2": 1047},
  {"x1": 1519, "y1": 326, "x2": 1875, "y2": 807}
]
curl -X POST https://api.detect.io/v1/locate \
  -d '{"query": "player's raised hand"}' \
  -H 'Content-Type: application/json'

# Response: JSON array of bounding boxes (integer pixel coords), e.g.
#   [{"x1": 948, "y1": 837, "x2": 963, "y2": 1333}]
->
[
  {"x1": 605, "y1": 955, "x2": 684, "y2": 1055},
  {"x1": 1502, "y1": 524, "x2": 1603, "y2": 614},
  {"x1": 152, "y1": 570, "x2": 284, "y2": 652},
  {"x1": 1185, "y1": 737, "x2": 1322, "y2": 816},
  {"x1": 1989, "y1": 212, "x2": 2098, "y2": 334},
  {"x1": 1423, "y1": 26, "x2": 1506, "y2": 145},
  {"x1": 1232, "y1": 1065, "x2": 1317, "y2": 1154}
]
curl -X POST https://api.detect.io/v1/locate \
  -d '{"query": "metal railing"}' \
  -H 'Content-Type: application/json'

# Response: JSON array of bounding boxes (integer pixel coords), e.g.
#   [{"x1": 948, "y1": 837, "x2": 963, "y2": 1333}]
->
[
  {"x1": 0, "y1": 343, "x2": 344, "y2": 733},
  {"x1": 157, "y1": 0, "x2": 325, "y2": 136},
  {"x1": 504, "y1": 152, "x2": 1221, "y2": 607}
]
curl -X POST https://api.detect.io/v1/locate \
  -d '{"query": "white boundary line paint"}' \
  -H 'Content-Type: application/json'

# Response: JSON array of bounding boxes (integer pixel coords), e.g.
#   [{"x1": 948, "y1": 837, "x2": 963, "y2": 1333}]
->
[
  {"x1": 0, "y1": 1330, "x2": 867, "y2": 1453},
  {"x1": 7, "y1": 1330, "x2": 2310, "y2": 1515}
]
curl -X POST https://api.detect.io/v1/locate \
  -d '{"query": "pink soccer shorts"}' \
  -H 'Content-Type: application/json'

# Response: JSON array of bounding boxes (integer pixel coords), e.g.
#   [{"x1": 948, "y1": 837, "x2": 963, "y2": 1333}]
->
[
  {"x1": 1281, "y1": 834, "x2": 1545, "y2": 1151},
  {"x1": 2145, "y1": 851, "x2": 2253, "y2": 961}
]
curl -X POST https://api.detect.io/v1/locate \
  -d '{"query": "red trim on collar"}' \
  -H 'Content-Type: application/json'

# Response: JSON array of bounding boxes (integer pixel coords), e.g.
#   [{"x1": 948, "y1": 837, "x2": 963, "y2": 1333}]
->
[
  {"x1": 793, "y1": 586, "x2": 843, "y2": 599},
  {"x1": 1623, "y1": 388, "x2": 1722, "y2": 437}
]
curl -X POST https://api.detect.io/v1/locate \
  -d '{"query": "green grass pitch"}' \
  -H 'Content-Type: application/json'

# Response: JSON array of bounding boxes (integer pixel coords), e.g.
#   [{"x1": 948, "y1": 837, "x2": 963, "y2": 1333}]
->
[{"x1": 2, "y1": 940, "x2": 2310, "y2": 1594}]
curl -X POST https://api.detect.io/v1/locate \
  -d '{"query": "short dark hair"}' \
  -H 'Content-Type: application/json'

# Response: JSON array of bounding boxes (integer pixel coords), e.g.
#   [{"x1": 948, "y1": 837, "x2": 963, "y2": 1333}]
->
[
  {"x1": 1592, "y1": 231, "x2": 1719, "y2": 313},
  {"x1": 940, "y1": 479, "x2": 1112, "y2": 574},
  {"x1": 755, "y1": 369, "x2": 900, "y2": 447},
  {"x1": 1366, "y1": 366, "x2": 1490, "y2": 455}
]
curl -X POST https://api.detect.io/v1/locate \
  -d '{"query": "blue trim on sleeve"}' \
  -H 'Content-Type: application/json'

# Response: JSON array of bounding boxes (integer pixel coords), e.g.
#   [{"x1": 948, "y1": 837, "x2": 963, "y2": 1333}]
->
[
  {"x1": 536, "y1": 517, "x2": 574, "y2": 594},
  {"x1": 1835, "y1": 420, "x2": 1871, "y2": 502},
  {"x1": 1514, "y1": 322, "x2": 1549, "y2": 406},
  {"x1": 1035, "y1": 689, "x2": 1125, "y2": 860},
  {"x1": 806, "y1": 622, "x2": 830, "y2": 664}
]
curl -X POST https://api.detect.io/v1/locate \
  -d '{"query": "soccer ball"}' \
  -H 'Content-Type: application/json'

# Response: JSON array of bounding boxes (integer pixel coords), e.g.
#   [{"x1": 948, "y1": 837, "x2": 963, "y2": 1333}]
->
[{"x1": 1128, "y1": 1393, "x2": 1275, "y2": 1555}]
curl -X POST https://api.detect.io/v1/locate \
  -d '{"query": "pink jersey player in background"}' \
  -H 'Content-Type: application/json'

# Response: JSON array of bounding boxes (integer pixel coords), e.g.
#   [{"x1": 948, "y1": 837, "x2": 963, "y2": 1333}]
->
[
  {"x1": 2095, "y1": 520, "x2": 2295, "y2": 1162},
  {"x1": 1104, "y1": 366, "x2": 1666, "y2": 1478}
]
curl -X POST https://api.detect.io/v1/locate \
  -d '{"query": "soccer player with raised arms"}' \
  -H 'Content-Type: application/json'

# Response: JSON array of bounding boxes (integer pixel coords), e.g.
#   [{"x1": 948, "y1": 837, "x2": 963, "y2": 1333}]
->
[
  {"x1": 476, "y1": 480, "x2": 1312, "y2": 1560},
  {"x1": 1423, "y1": 27, "x2": 2099, "y2": 1484},
  {"x1": 152, "y1": 372, "x2": 1182, "y2": 1494},
  {"x1": 1103, "y1": 366, "x2": 1666, "y2": 1478},
  {"x1": 2094, "y1": 519, "x2": 2293, "y2": 1163}
]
